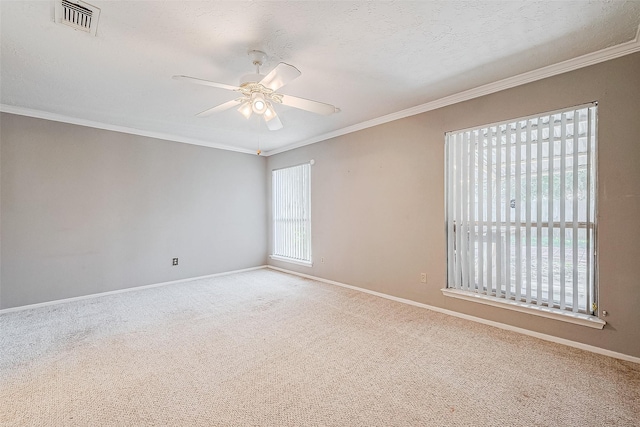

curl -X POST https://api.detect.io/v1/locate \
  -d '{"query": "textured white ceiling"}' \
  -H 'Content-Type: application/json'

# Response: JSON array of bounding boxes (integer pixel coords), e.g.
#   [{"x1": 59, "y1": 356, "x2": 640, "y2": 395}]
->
[{"x1": 1, "y1": 1, "x2": 639, "y2": 153}]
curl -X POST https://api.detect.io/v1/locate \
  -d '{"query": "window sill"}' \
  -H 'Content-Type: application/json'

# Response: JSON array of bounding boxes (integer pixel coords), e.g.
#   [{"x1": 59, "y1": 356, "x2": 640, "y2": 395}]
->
[
  {"x1": 441, "y1": 288, "x2": 606, "y2": 329},
  {"x1": 269, "y1": 255, "x2": 313, "y2": 268}
]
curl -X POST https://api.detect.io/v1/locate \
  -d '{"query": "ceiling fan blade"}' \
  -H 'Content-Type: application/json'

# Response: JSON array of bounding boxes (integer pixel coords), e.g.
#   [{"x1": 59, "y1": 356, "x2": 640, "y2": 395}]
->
[
  {"x1": 195, "y1": 98, "x2": 244, "y2": 117},
  {"x1": 279, "y1": 94, "x2": 338, "y2": 115},
  {"x1": 259, "y1": 63, "x2": 301, "y2": 91},
  {"x1": 172, "y1": 75, "x2": 240, "y2": 92},
  {"x1": 265, "y1": 111, "x2": 283, "y2": 131}
]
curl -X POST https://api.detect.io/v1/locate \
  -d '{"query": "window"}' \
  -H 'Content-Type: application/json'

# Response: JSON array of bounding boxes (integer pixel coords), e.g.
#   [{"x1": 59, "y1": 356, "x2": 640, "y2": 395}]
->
[
  {"x1": 445, "y1": 103, "x2": 597, "y2": 318},
  {"x1": 272, "y1": 162, "x2": 312, "y2": 265}
]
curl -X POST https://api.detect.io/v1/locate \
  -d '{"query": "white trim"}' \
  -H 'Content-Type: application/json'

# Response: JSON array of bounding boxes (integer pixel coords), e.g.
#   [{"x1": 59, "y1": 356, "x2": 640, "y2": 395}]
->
[
  {"x1": 262, "y1": 25, "x2": 640, "y2": 156},
  {"x1": 441, "y1": 288, "x2": 605, "y2": 329},
  {"x1": 0, "y1": 265, "x2": 268, "y2": 314},
  {"x1": 1, "y1": 26, "x2": 638, "y2": 157},
  {"x1": 269, "y1": 255, "x2": 313, "y2": 267},
  {"x1": 266, "y1": 266, "x2": 639, "y2": 364},
  {"x1": 0, "y1": 104, "x2": 257, "y2": 156}
]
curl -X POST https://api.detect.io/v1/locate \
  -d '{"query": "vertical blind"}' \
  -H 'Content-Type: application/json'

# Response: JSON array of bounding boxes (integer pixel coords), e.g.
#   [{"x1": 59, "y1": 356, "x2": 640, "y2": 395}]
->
[
  {"x1": 272, "y1": 163, "x2": 312, "y2": 263},
  {"x1": 446, "y1": 104, "x2": 597, "y2": 314}
]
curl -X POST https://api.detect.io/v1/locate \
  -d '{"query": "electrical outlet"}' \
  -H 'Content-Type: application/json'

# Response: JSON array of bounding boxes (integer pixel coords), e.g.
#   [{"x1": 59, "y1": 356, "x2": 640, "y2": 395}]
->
[
  {"x1": 420, "y1": 273, "x2": 427, "y2": 283},
  {"x1": 172, "y1": 258, "x2": 178, "y2": 266}
]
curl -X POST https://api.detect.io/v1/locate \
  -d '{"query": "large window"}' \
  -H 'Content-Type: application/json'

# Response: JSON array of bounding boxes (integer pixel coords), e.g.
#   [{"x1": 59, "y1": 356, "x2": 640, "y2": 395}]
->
[
  {"x1": 272, "y1": 162, "x2": 312, "y2": 265},
  {"x1": 445, "y1": 104, "x2": 597, "y2": 317}
]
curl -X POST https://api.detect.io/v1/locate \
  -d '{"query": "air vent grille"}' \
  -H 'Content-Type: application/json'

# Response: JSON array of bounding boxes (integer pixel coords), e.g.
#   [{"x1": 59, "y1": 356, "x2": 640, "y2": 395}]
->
[
  {"x1": 54, "y1": 0, "x2": 100, "y2": 36},
  {"x1": 61, "y1": 0, "x2": 92, "y2": 31}
]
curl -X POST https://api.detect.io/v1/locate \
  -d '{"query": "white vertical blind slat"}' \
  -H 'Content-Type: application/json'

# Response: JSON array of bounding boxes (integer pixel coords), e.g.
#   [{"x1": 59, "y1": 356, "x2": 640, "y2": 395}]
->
[
  {"x1": 572, "y1": 110, "x2": 580, "y2": 312},
  {"x1": 298, "y1": 165, "x2": 302, "y2": 260},
  {"x1": 279, "y1": 168, "x2": 284, "y2": 257},
  {"x1": 274, "y1": 171, "x2": 279, "y2": 255},
  {"x1": 278, "y1": 170, "x2": 283, "y2": 256},
  {"x1": 303, "y1": 164, "x2": 307, "y2": 260},
  {"x1": 505, "y1": 125, "x2": 512, "y2": 300},
  {"x1": 280, "y1": 170, "x2": 284, "y2": 256},
  {"x1": 307, "y1": 163, "x2": 312, "y2": 261},
  {"x1": 299, "y1": 165, "x2": 303, "y2": 260},
  {"x1": 590, "y1": 107, "x2": 597, "y2": 313},
  {"x1": 279, "y1": 171, "x2": 283, "y2": 256},
  {"x1": 285, "y1": 167, "x2": 290, "y2": 258},
  {"x1": 536, "y1": 118, "x2": 543, "y2": 305},
  {"x1": 293, "y1": 167, "x2": 297, "y2": 260},
  {"x1": 461, "y1": 133, "x2": 470, "y2": 291},
  {"x1": 447, "y1": 135, "x2": 456, "y2": 288},
  {"x1": 293, "y1": 166, "x2": 297, "y2": 259},
  {"x1": 291, "y1": 167, "x2": 295, "y2": 260},
  {"x1": 486, "y1": 127, "x2": 493, "y2": 296},
  {"x1": 478, "y1": 128, "x2": 485, "y2": 293},
  {"x1": 548, "y1": 116, "x2": 555, "y2": 308},
  {"x1": 294, "y1": 166, "x2": 297, "y2": 259},
  {"x1": 299, "y1": 166, "x2": 304, "y2": 260},
  {"x1": 496, "y1": 127, "x2": 503, "y2": 296},
  {"x1": 295, "y1": 166, "x2": 299, "y2": 260},
  {"x1": 560, "y1": 113, "x2": 567, "y2": 310},
  {"x1": 525, "y1": 120, "x2": 533, "y2": 304},
  {"x1": 586, "y1": 109, "x2": 593, "y2": 313},
  {"x1": 525, "y1": 120, "x2": 533, "y2": 303},
  {"x1": 291, "y1": 167, "x2": 296, "y2": 258},
  {"x1": 469, "y1": 131, "x2": 477, "y2": 292},
  {"x1": 455, "y1": 135, "x2": 463, "y2": 288},
  {"x1": 515, "y1": 121, "x2": 522, "y2": 301}
]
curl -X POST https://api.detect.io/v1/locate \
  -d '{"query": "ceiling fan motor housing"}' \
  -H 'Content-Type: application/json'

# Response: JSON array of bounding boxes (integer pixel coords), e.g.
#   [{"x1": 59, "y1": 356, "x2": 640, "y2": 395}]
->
[{"x1": 239, "y1": 73, "x2": 264, "y2": 86}]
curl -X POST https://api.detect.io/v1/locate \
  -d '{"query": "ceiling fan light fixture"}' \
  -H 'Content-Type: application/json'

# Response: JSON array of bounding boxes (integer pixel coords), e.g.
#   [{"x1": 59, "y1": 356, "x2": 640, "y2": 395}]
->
[
  {"x1": 238, "y1": 101, "x2": 253, "y2": 119},
  {"x1": 251, "y1": 92, "x2": 267, "y2": 114},
  {"x1": 176, "y1": 51, "x2": 338, "y2": 131}
]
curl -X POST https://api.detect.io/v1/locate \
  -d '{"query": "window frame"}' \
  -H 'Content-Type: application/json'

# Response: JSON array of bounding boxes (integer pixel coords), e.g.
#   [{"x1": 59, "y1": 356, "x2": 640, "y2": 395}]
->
[
  {"x1": 270, "y1": 162, "x2": 313, "y2": 267},
  {"x1": 442, "y1": 103, "x2": 604, "y2": 329}
]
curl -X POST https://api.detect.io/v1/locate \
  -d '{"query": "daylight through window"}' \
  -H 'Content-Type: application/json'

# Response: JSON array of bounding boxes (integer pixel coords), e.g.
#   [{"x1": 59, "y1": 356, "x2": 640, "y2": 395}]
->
[
  {"x1": 445, "y1": 104, "x2": 597, "y2": 314},
  {"x1": 272, "y1": 163, "x2": 312, "y2": 264}
]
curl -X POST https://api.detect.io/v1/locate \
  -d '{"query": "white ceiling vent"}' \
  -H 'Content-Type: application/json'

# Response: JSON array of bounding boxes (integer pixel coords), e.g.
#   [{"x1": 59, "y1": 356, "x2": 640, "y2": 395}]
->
[{"x1": 54, "y1": 0, "x2": 101, "y2": 36}]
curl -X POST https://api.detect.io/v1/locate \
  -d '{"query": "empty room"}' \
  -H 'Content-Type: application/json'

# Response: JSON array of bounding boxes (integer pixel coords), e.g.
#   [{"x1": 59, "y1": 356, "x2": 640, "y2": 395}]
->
[{"x1": 1, "y1": 1, "x2": 639, "y2": 425}]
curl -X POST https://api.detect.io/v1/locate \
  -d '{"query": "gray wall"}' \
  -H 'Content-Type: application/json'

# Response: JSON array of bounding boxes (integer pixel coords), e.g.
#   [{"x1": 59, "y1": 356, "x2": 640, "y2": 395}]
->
[
  {"x1": 0, "y1": 114, "x2": 267, "y2": 308},
  {"x1": 267, "y1": 52, "x2": 640, "y2": 358}
]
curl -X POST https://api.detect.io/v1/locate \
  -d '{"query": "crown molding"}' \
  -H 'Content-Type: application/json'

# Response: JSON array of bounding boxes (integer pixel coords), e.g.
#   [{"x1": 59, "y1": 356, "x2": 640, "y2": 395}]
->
[
  {"x1": 0, "y1": 104, "x2": 257, "y2": 156},
  {"x1": 262, "y1": 24, "x2": 640, "y2": 156},
  {"x1": 2, "y1": 24, "x2": 638, "y2": 157}
]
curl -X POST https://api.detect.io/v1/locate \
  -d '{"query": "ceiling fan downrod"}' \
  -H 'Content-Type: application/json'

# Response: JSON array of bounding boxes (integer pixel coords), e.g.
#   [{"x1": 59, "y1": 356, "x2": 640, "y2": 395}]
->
[{"x1": 248, "y1": 50, "x2": 267, "y2": 74}]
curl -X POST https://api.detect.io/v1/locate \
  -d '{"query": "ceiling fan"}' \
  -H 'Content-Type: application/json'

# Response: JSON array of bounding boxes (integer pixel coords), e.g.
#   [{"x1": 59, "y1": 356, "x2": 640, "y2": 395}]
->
[{"x1": 173, "y1": 50, "x2": 339, "y2": 131}]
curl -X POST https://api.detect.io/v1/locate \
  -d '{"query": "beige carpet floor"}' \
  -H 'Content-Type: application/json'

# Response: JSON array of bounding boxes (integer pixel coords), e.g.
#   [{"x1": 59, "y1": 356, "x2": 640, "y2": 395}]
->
[{"x1": 1, "y1": 268, "x2": 639, "y2": 426}]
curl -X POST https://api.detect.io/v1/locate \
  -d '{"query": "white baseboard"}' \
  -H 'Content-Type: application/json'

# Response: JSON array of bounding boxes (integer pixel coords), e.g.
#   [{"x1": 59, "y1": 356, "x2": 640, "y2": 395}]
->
[
  {"x1": 267, "y1": 266, "x2": 640, "y2": 365},
  {"x1": 0, "y1": 265, "x2": 268, "y2": 314},
  {"x1": 4, "y1": 264, "x2": 637, "y2": 364}
]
